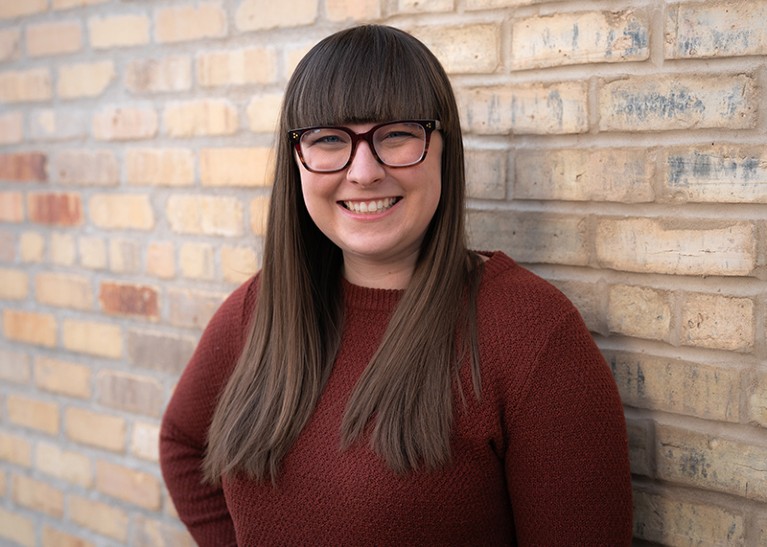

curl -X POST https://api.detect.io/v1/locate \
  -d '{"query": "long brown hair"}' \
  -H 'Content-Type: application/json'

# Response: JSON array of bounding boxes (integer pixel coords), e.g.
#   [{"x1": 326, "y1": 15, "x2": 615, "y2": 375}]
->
[{"x1": 204, "y1": 25, "x2": 482, "y2": 483}]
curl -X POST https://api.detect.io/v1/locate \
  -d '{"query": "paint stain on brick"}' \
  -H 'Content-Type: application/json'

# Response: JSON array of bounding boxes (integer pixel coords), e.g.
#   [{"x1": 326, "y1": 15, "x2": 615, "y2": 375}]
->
[
  {"x1": 28, "y1": 193, "x2": 82, "y2": 226},
  {"x1": 100, "y1": 282, "x2": 159, "y2": 318},
  {"x1": 614, "y1": 88, "x2": 706, "y2": 121},
  {"x1": 0, "y1": 152, "x2": 47, "y2": 182}
]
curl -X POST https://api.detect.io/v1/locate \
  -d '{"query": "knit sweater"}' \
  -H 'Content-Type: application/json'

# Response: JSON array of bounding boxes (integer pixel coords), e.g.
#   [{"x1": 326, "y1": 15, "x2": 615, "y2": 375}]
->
[{"x1": 160, "y1": 251, "x2": 633, "y2": 546}]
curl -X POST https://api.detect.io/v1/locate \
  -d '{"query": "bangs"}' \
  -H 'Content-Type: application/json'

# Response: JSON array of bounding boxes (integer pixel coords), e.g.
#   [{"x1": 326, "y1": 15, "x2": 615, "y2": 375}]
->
[{"x1": 286, "y1": 26, "x2": 441, "y2": 129}]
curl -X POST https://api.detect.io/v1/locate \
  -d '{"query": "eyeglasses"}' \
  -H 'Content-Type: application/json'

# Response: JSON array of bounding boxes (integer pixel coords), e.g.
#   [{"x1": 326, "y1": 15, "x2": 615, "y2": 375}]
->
[{"x1": 288, "y1": 120, "x2": 441, "y2": 173}]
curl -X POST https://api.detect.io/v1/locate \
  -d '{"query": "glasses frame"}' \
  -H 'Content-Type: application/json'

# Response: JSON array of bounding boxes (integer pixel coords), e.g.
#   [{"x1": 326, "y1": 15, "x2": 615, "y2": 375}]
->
[{"x1": 288, "y1": 119, "x2": 441, "y2": 174}]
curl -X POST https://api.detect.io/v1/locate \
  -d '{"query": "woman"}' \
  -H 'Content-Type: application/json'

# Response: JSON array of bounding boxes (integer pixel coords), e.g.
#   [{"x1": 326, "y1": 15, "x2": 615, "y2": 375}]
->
[{"x1": 160, "y1": 25, "x2": 633, "y2": 545}]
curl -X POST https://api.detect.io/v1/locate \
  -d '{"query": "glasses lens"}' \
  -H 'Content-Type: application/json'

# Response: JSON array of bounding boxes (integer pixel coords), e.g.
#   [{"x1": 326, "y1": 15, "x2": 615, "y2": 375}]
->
[
  {"x1": 299, "y1": 128, "x2": 352, "y2": 172},
  {"x1": 373, "y1": 122, "x2": 427, "y2": 167}
]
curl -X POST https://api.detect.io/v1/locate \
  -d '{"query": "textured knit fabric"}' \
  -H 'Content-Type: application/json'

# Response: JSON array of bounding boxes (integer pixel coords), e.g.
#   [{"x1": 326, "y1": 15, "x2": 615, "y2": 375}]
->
[{"x1": 160, "y1": 251, "x2": 633, "y2": 546}]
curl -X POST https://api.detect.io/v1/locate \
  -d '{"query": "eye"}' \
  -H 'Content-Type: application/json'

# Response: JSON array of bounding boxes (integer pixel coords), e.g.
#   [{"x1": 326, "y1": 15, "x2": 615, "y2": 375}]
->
[{"x1": 302, "y1": 129, "x2": 350, "y2": 148}]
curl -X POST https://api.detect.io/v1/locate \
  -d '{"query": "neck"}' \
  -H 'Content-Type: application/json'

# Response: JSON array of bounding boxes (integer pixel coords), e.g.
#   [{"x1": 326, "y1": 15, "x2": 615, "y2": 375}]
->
[{"x1": 342, "y1": 253, "x2": 418, "y2": 290}]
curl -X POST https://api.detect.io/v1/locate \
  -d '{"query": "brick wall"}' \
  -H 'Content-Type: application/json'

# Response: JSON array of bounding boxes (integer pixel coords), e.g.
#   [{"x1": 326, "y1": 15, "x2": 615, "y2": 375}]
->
[{"x1": 0, "y1": 0, "x2": 765, "y2": 545}]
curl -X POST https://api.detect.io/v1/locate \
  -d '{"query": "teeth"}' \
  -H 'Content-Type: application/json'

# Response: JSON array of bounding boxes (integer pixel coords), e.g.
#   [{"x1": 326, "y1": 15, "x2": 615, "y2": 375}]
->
[{"x1": 344, "y1": 198, "x2": 397, "y2": 214}]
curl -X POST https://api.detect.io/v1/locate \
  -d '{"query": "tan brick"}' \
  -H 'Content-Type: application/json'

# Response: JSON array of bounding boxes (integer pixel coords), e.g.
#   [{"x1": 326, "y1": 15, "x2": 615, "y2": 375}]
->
[
  {"x1": 0, "y1": 111, "x2": 22, "y2": 144},
  {"x1": 79, "y1": 236, "x2": 106, "y2": 269},
  {"x1": 42, "y1": 527, "x2": 95, "y2": 547},
  {"x1": 50, "y1": 231, "x2": 77, "y2": 266},
  {"x1": 0, "y1": 348, "x2": 30, "y2": 385},
  {"x1": 0, "y1": 431, "x2": 32, "y2": 467},
  {"x1": 155, "y1": 2, "x2": 227, "y2": 43},
  {"x1": 511, "y1": 10, "x2": 648, "y2": 70},
  {"x1": 100, "y1": 281, "x2": 159, "y2": 319},
  {"x1": 96, "y1": 459, "x2": 161, "y2": 509},
  {"x1": 30, "y1": 108, "x2": 88, "y2": 141},
  {"x1": 222, "y1": 245, "x2": 258, "y2": 284},
  {"x1": 34, "y1": 356, "x2": 91, "y2": 399},
  {"x1": 465, "y1": 0, "x2": 546, "y2": 6},
  {"x1": 35, "y1": 441, "x2": 92, "y2": 487},
  {"x1": 599, "y1": 74, "x2": 757, "y2": 132},
  {"x1": 515, "y1": 148, "x2": 654, "y2": 202},
  {"x1": 126, "y1": 329, "x2": 196, "y2": 375},
  {"x1": 0, "y1": 68, "x2": 52, "y2": 103},
  {"x1": 0, "y1": 266, "x2": 26, "y2": 299},
  {"x1": 35, "y1": 272, "x2": 93, "y2": 310},
  {"x1": 131, "y1": 422, "x2": 160, "y2": 462},
  {"x1": 607, "y1": 285, "x2": 671, "y2": 342},
  {"x1": 13, "y1": 474, "x2": 64, "y2": 517},
  {"x1": 53, "y1": 0, "x2": 108, "y2": 9},
  {"x1": 461, "y1": 82, "x2": 588, "y2": 135},
  {"x1": 0, "y1": 229, "x2": 14, "y2": 261},
  {"x1": 547, "y1": 279, "x2": 603, "y2": 334},
  {"x1": 0, "y1": 28, "x2": 20, "y2": 62},
  {"x1": 666, "y1": 2, "x2": 767, "y2": 60},
  {"x1": 19, "y1": 231, "x2": 44, "y2": 263},
  {"x1": 656, "y1": 424, "x2": 767, "y2": 502},
  {"x1": 7, "y1": 394, "x2": 59, "y2": 434},
  {"x1": 197, "y1": 47, "x2": 278, "y2": 87},
  {"x1": 3, "y1": 309, "x2": 56, "y2": 347},
  {"x1": 633, "y1": 490, "x2": 745, "y2": 545},
  {"x1": 465, "y1": 149, "x2": 506, "y2": 200},
  {"x1": 147, "y1": 241, "x2": 175, "y2": 279},
  {"x1": 608, "y1": 351, "x2": 741, "y2": 422},
  {"x1": 0, "y1": 151, "x2": 47, "y2": 181},
  {"x1": 236, "y1": 0, "x2": 318, "y2": 31},
  {"x1": 0, "y1": 508, "x2": 35, "y2": 547},
  {"x1": 662, "y1": 145, "x2": 767, "y2": 204},
  {"x1": 246, "y1": 93, "x2": 283, "y2": 133},
  {"x1": 327, "y1": 0, "x2": 381, "y2": 20},
  {"x1": 626, "y1": 419, "x2": 651, "y2": 478},
  {"x1": 0, "y1": 0, "x2": 47, "y2": 19},
  {"x1": 109, "y1": 238, "x2": 142, "y2": 273},
  {"x1": 89, "y1": 13, "x2": 150, "y2": 49},
  {"x1": 468, "y1": 211, "x2": 589, "y2": 266},
  {"x1": 285, "y1": 44, "x2": 314, "y2": 77},
  {"x1": 681, "y1": 293, "x2": 754, "y2": 353},
  {"x1": 62, "y1": 319, "x2": 122, "y2": 359},
  {"x1": 134, "y1": 515, "x2": 197, "y2": 546},
  {"x1": 751, "y1": 370, "x2": 767, "y2": 428},
  {"x1": 0, "y1": 192, "x2": 23, "y2": 222},
  {"x1": 69, "y1": 495, "x2": 129, "y2": 541},
  {"x1": 55, "y1": 149, "x2": 118, "y2": 186},
  {"x1": 163, "y1": 99, "x2": 238, "y2": 137},
  {"x1": 596, "y1": 219, "x2": 757, "y2": 276},
  {"x1": 89, "y1": 193, "x2": 154, "y2": 230},
  {"x1": 27, "y1": 20, "x2": 82, "y2": 57},
  {"x1": 200, "y1": 147, "x2": 272, "y2": 187},
  {"x1": 125, "y1": 55, "x2": 191, "y2": 94},
  {"x1": 28, "y1": 192, "x2": 83, "y2": 226},
  {"x1": 125, "y1": 148, "x2": 193, "y2": 187},
  {"x1": 167, "y1": 287, "x2": 225, "y2": 329},
  {"x1": 396, "y1": 0, "x2": 452, "y2": 13},
  {"x1": 65, "y1": 407, "x2": 125, "y2": 452},
  {"x1": 180, "y1": 242, "x2": 215, "y2": 280},
  {"x1": 92, "y1": 104, "x2": 158, "y2": 140},
  {"x1": 167, "y1": 195, "x2": 244, "y2": 236},
  {"x1": 57, "y1": 60, "x2": 114, "y2": 99},
  {"x1": 411, "y1": 24, "x2": 499, "y2": 74}
]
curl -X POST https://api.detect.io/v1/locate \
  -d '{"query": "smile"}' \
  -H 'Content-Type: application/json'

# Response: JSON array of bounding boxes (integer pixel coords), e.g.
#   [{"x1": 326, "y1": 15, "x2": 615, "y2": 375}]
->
[{"x1": 342, "y1": 197, "x2": 399, "y2": 214}]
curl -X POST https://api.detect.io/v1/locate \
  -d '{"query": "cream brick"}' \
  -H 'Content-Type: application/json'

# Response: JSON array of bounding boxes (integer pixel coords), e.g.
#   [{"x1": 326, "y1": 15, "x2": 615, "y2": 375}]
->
[
  {"x1": 35, "y1": 272, "x2": 93, "y2": 310},
  {"x1": 180, "y1": 242, "x2": 215, "y2": 280},
  {"x1": 751, "y1": 370, "x2": 767, "y2": 428},
  {"x1": 515, "y1": 148, "x2": 654, "y2": 202},
  {"x1": 20, "y1": 231, "x2": 44, "y2": 263},
  {"x1": 126, "y1": 148, "x2": 194, "y2": 186},
  {"x1": 167, "y1": 195, "x2": 244, "y2": 236},
  {"x1": 62, "y1": 319, "x2": 122, "y2": 359},
  {"x1": 155, "y1": 2, "x2": 227, "y2": 43},
  {"x1": 0, "y1": 508, "x2": 35, "y2": 547},
  {"x1": 92, "y1": 104, "x2": 158, "y2": 140},
  {"x1": 125, "y1": 55, "x2": 191, "y2": 94},
  {"x1": 3, "y1": 309, "x2": 56, "y2": 347},
  {"x1": 246, "y1": 93, "x2": 283, "y2": 133},
  {"x1": 57, "y1": 60, "x2": 114, "y2": 99},
  {"x1": 0, "y1": 431, "x2": 32, "y2": 467},
  {"x1": 250, "y1": 196, "x2": 270, "y2": 235},
  {"x1": 464, "y1": 149, "x2": 506, "y2": 200},
  {"x1": 50, "y1": 232, "x2": 76, "y2": 266},
  {"x1": 69, "y1": 495, "x2": 129, "y2": 541},
  {"x1": 595, "y1": 219, "x2": 756, "y2": 276},
  {"x1": 0, "y1": 111, "x2": 22, "y2": 144},
  {"x1": 0, "y1": 267, "x2": 27, "y2": 299},
  {"x1": 131, "y1": 422, "x2": 160, "y2": 462},
  {"x1": 30, "y1": 108, "x2": 88, "y2": 141},
  {"x1": 133, "y1": 515, "x2": 196, "y2": 547},
  {"x1": 109, "y1": 238, "x2": 142, "y2": 273},
  {"x1": 681, "y1": 293, "x2": 754, "y2": 353},
  {"x1": 607, "y1": 351, "x2": 741, "y2": 422},
  {"x1": 0, "y1": 191, "x2": 23, "y2": 222},
  {"x1": 222, "y1": 245, "x2": 258, "y2": 284},
  {"x1": 13, "y1": 474, "x2": 64, "y2": 517},
  {"x1": 200, "y1": 147, "x2": 272, "y2": 186},
  {"x1": 42, "y1": 527, "x2": 95, "y2": 547},
  {"x1": 97, "y1": 370, "x2": 164, "y2": 417},
  {"x1": 53, "y1": 0, "x2": 108, "y2": 8},
  {"x1": 599, "y1": 74, "x2": 757, "y2": 132},
  {"x1": 465, "y1": 0, "x2": 543, "y2": 8},
  {"x1": 35, "y1": 441, "x2": 92, "y2": 487},
  {"x1": 0, "y1": 28, "x2": 20, "y2": 62},
  {"x1": 0, "y1": 0, "x2": 47, "y2": 19},
  {"x1": 607, "y1": 285, "x2": 671, "y2": 341},
  {"x1": 0, "y1": 348, "x2": 30, "y2": 385},
  {"x1": 34, "y1": 356, "x2": 91, "y2": 399},
  {"x1": 0, "y1": 68, "x2": 52, "y2": 103},
  {"x1": 327, "y1": 0, "x2": 381, "y2": 20},
  {"x1": 461, "y1": 82, "x2": 588, "y2": 135},
  {"x1": 55, "y1": 149, "x2": 118, "y2": 186},
  {"x1": 79, "y1": 236, "x2": 106, "y2": 269},
  {"x1": 96, "y1": 459, "x2": 161, "y2": 509},
  {"x1": 666, "y1": 1, "x2": 767, "y2": 59},
  {"x1": 26, "y1": 20, "x2": 82, "y2": 57},
  {"x1": 197, "y1": 47, "x2": 278, "y2": 87},
  {"x1": 90, "y1": 193, "x2": 154, "y2": 230},
  {"x1": 511, "y1": 10, "x2": 648, "y2": 70},
  {"x1": 89, "y1": 14, "x2": 150, "y2": 49},
  {"x1": 7, "y1": 394, "x2": 59, "y2": 435},
  {"x1": 167, "y1": 287, "x2": 226, "y2": 329},
  {"x1": 236, "y1": 0, "x2": 318, "y2": 31},
  {"x1": 411, "y1": 24, "x2": 499, "y2": 74},
  {"x1": 163, "y1": 99, "x2": 238, "y2": 137},
  {"x1": 397, "y1": 0, "x2": 452, "y2": 13},
  {"x1": 146, "y1": 241, "x2": 175, "y2": 278},
  {"x1": 65, "y1": 407, "x2": 126, "y2": 452}
]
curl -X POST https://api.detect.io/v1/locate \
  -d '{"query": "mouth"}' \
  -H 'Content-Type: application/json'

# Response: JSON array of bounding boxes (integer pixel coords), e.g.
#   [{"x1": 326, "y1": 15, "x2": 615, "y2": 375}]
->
[{"x1": 341, "y1": 197, "x2": 401, "y2": 214}]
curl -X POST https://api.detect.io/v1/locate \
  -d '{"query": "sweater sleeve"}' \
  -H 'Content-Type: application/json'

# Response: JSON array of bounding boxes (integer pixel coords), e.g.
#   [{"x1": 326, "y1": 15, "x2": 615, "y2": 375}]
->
[
  {"x1": 159, "y1": 278, "x2": 256, "y2": 547},
  {"x1": 504, "y1": 308, "x2": 633, "y2": 545}
]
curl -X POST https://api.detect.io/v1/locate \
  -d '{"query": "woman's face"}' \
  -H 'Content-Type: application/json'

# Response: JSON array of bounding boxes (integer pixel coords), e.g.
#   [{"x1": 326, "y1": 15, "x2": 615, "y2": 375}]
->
[{"x1": 297, "y1": 121, "x2": 443, "y2": 288}]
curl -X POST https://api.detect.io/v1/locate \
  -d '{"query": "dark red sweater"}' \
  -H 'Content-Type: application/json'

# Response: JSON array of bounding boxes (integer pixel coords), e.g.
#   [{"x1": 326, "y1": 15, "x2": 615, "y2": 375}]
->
[{"x1": 160, "y1": 252, "x2": 632, "y2": 546}]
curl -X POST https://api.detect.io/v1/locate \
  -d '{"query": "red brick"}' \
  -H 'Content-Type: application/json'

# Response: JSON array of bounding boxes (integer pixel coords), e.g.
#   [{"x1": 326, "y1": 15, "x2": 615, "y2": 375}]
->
[
  {"x1": 27, "y1": 192, "x2": 83, "y2": 226},
  {"x1": 0, "y1": 152, "x2": 47, "y2": 182},
  {"x1": 99, "y1": 281, "x2": 159, "y2": 319}
]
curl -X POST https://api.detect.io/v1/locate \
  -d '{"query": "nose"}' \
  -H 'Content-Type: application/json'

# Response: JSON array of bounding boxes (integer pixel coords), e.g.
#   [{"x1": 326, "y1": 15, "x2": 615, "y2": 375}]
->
[{"x1": 346, "y1": 140, "x2": 385, "y2": 185}]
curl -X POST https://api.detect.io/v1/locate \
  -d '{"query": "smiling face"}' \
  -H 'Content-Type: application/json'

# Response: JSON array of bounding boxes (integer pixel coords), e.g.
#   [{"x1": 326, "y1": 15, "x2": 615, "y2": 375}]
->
[{"x1": 298, "y1": 121, "x2": 443, "y2": 288}]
